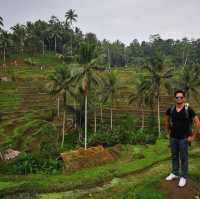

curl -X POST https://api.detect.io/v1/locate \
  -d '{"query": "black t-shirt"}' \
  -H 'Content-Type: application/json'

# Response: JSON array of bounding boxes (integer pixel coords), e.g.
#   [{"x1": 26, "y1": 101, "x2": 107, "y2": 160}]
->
[{"x1": 166, "y1": 105, "x2": 196, "y2": 139}]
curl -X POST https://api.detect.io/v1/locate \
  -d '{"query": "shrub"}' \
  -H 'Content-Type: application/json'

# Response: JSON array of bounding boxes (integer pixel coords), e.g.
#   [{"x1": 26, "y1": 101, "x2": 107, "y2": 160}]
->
[
  {"x1": 0, "y1": 152, "x2": 62, "y2": 175},
  {"x1": 87, "y1": 128, "x2": 157, "y2": 147},
  {"x1": 119, "y1": 113, "x2": 139, "y2": 132},
  {"x1": 75, "y1": 114, "x2": 158, "y2": 147}
]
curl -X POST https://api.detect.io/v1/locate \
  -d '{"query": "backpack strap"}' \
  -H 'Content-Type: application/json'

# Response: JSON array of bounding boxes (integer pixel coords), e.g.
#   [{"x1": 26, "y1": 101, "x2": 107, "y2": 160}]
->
[
  {"x1": 184, "y1": 102, "x2": 193, "y2": 134},
  {"x1": 184, "y1": 103, "x2": 189, "y2": 119}
]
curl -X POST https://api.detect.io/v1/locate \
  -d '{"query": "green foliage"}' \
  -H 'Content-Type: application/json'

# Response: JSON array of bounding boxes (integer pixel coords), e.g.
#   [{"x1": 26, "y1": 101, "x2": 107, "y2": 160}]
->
[
  {"x1": 1, "y1": 118, "x2": 58, "y2": 155},
  {"x1": 171, "y1": 65, "x2": 200, "y2": 101},
  {"x1": 2, "y1": 11, "x2": 200, "y2": 68},
  {"x1": 62, "y1": 130, "x2": 79, "y2": 150},
  {"x1": 86, "y1": 114, "x2": 158, "y2": 147},
  {"x1": 0, "y1": 113, "x2": 61, "y2": 175},
  {"x1": 0, "y1": 152, "x2": 62, "y2": 175},
  {"x1": 0, "y1": 139, "x2": 170, "y2": 195},
  {"x1": 145, "y1": 115, "x2": 158, "y2": 136},
  {"x1": 119, "y1": 113, "x2": 139, "y2": 132},
  {"x1": 87, "y1": 129, "x2": 120, "y2": 147},
  {"x1": 79, "y1": 41, "x2": 96, "y2": 64}
]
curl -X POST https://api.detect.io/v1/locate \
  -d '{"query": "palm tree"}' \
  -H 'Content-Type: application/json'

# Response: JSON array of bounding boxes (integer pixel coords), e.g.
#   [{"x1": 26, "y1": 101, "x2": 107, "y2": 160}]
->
[
  {"x1": 10, "y1": 24, "x2": 26, "y2": 54},
  {"x1": 102, "y1": 71, "x2": 121, "y2": 130},
  {"x1": 48, "y1": 16, "x2": 63, "y2": 54},
  {"x1": 0, "y1": 16, "x2": 3, "y2": 30},
  {"x1": 74, "y1": 65, "x2": 102, "y2": 149},
  {"x1": 66, "y1": 85, "x2": 86, "y2": 140},
  {"x1": 65, "y1": 9, "x2": 78, "y2": 26},
  {"x1": 65, "y1": 9, "x2": 78, "y2": 57},
  {"x1": 0, "y1": 30, "x2": 11, "y2": 64},
  {"x1": 25, "y1": 21, "x2": 40, "y2": 54},
  {"x1": 50, "y1": 29, "x2": 62, "y2": 54},
  {"x1": 48, "y1": 66, "x2": 74, "y2": 148},
  {"x1": 73, "y1": 42, "x2": 102, "y2": 149},
  {"x1": 128, "y1": 74, "x2": 153, "y2": 130},
  {"x1": 171, "y1": 65, "x2": 200, "y2": 103},
  {"x1": 96, "y1": 87, "x2": 106, "y2": 124},
  {"x1": 145, "y1": 53, "x2": 173, "y2": 137},
  {"x1": 89, "y1": 87, "x2": 99, "y2": 133},
  {"x1": 34, "y1": 20, "x2": 49, "y2": 55}
]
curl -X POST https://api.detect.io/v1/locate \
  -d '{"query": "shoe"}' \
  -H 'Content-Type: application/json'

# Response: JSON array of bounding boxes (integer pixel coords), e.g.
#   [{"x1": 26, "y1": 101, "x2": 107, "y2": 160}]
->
[
  {"x1": 165, "y1": 173, "x2": 178, "y2": 181},
  {"x1": 178, "y1": 177, "x2": 186, "y2": 187}
]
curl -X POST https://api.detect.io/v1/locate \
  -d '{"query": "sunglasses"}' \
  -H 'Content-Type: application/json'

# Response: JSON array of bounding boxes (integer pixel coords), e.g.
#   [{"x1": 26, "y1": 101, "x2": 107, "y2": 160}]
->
[{"x1": 175, "y1": 96, "x2": 184, "y2": 99}]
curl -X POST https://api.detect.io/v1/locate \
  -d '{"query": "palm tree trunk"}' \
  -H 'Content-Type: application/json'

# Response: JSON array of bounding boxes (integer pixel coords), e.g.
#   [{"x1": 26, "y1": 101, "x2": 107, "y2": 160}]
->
[
  {"x1": 108, "y1": 48, "x2": 111, "y2": 71},
  {"x1": 61, "y1": 91, "x2": 67, "y2": 148},
  {"x1": 141, "y1": 97, "x2": 145, "y2": 130},
  {"x1": 0, "y1": 152, "x2": 3, "y2": 160},
  {"x1": 61, "y1": 111, "x2": 66, "y2": 148},
  {"x1": 54, "y1": 36, "x2": 57, "y2": 54},
  {"x1": 74, "y1": 100, "x2": 77, "y2": 129},
  {"x1": 84, "y1": 95, "x2": 88, "y2": 150},
  {"x1": 42, "y1": 40, "x2": 45, "y2": 56},
  {"x1": 62, "y1": 44, "x2": 65, "y2": 54},
  {"x1": 187, "y1": 90, "x2": 190, "y2": 102},
  {"x1": 110, "y1": 105, "x2": 113, "y2": 130},
  {"x1": 21, "y1": 38, "x2": 24, "y2": 55},
  {"x1": 57, "y1": 96, "x2": 60, "y2": 117},
  {"x1": 100, "y1": 104, "x2": 103, "y2": 123},
  {"x1": 94, "y1": 107, "x2": 97, "y2": 133},
  {"x1": 63, "y1": 92, "x2": 66, "y2": 106},
  {"x1": 48, "y1": 39, "x2": 51, "y2": 52},
  {"x1": 3, "y1": 47, "x2": 6, "y2": 64},
  {"x1": 157, "y1": 94, "x2": 161, "y2": 137},
  {"x1": 182, "y1": 49, "x2": 185, "y2": 65},
  {"x1": 141, "y1": 105, "x2": 144, "y2": 130},
  {"x1": 184, "y1": 55, "x2": 188, "y2": 65}
]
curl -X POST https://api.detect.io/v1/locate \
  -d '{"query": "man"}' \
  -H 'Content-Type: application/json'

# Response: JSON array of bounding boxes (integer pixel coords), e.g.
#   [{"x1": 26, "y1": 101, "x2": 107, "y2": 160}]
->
[{"x1": 164, "y1": 90, "x2": 200, "y2": 187}]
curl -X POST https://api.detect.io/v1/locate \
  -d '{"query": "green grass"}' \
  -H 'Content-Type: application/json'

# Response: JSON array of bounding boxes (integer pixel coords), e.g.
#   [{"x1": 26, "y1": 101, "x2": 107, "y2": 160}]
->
[
  {"x1": 40, "y1": 152, "x2": 200, "y2": 199},
  {"x1": 0, "y1": 139, "x2": 182, "y2": 196},
  {"x1": 40, "y1": 179, "x2": 164, "y2": 199},
  {"x1": 0, "y1": 82, "x2": 21, "y2": 112},
  {"x1": 77, "y1": 155, "x2": 200, "y2": 199},
  {"x1": 1, "y1": 138, "x2": 199, "y2": 198},
  {"x1": 78, "y1": 176, "x2": 165, "y2": 199}
]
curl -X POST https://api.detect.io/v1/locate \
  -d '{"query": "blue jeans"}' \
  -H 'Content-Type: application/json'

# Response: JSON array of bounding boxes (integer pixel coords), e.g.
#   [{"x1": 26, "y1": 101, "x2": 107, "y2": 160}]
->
[{"x1": 170, "y1": 137, "x2": 188, "y2": 178}]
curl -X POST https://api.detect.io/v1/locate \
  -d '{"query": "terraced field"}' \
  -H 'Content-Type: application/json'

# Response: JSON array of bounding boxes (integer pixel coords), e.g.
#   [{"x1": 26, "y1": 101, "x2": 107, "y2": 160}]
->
[{"x1": 1, "y1": 61, "x2": 200, "y2": 146}]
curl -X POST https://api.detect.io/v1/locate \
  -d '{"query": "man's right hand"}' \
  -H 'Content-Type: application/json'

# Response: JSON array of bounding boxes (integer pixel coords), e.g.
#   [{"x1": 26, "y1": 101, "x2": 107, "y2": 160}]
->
[{"x1": 166, "y1": 133, "x2": 170, "y2": 139}]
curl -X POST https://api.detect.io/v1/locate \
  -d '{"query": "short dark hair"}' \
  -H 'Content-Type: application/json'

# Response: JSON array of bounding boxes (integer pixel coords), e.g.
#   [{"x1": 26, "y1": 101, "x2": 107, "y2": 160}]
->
[{"x1": 174, "y1": 90, "x2": 185, "y2": 97}]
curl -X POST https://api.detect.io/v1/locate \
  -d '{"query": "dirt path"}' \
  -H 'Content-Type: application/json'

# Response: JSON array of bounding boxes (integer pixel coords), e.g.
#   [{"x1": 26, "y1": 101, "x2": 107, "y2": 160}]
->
[{"x1": 160, "y1": 179, "x2": 200, "y2": 199}]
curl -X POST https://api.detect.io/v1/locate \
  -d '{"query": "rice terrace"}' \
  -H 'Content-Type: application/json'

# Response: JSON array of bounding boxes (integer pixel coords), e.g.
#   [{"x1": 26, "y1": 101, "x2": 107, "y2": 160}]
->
[{"x1": 1, "y1": 1, "x2": 200, "y2": 199}]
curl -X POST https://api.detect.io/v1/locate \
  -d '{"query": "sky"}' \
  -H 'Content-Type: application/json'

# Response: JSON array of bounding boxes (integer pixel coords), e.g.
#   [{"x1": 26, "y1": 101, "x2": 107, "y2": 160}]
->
[{"x1": 0, "y1": 0, "x2": 200, "y2": 44}]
